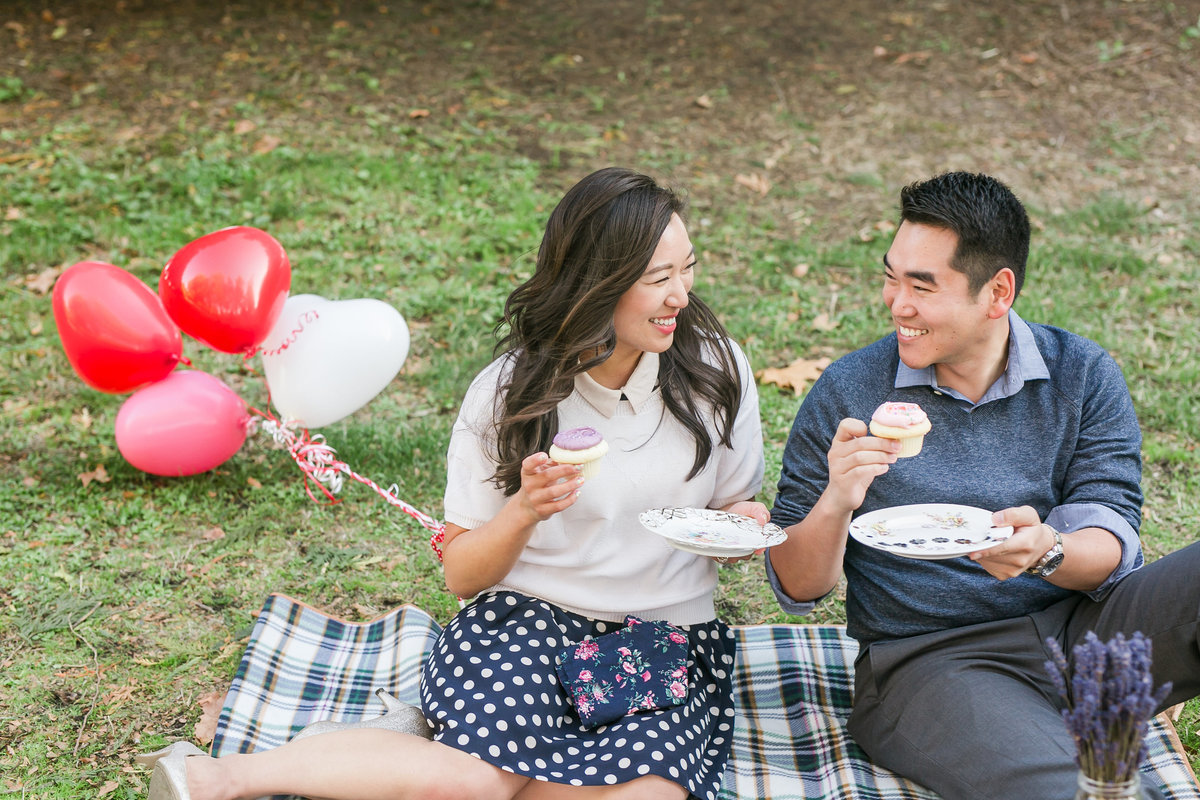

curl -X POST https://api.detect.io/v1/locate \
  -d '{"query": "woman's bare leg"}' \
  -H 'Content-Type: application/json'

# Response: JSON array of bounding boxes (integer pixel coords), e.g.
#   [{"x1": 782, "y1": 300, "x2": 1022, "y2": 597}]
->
[
  {"x1": 514, "y1": 774, "x2": 688, "y2": 800},
  {"x1": 183, "y1": 729, "x2": 529, "y2": 800}
]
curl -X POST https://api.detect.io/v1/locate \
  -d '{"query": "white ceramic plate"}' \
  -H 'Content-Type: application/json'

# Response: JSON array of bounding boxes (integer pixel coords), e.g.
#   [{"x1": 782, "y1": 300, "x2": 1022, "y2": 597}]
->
[
  {"x1": 639, "y1": 507, "x2": 788, "y2": 557},
  {"x1": 848, "y1": 503, "x2": 1013, "y2": 560}
]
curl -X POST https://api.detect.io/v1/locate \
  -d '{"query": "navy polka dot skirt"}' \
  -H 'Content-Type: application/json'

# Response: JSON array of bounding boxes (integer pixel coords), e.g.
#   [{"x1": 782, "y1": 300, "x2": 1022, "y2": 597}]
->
[{"x1": 420, "y1": 590, "x2": 736, "y2": 800}]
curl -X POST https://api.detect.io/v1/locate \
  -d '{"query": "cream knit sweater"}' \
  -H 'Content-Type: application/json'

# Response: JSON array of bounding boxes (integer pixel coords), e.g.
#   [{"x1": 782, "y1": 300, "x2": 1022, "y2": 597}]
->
[{"x1": 443, "y1": 342, "x2": 764, "y2": 625}]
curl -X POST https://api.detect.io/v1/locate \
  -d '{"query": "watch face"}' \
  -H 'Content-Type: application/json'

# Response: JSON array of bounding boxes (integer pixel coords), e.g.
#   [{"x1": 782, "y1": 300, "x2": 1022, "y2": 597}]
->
[{"x1": 1040, "y1": 552, "x2": 1066, "y2": 575}]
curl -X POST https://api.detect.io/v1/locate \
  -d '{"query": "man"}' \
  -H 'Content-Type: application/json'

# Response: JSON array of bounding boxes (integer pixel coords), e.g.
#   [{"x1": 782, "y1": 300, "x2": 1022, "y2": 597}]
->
[{"x1": 765, "y1": 171, "x2": 1199, "y2": 799}]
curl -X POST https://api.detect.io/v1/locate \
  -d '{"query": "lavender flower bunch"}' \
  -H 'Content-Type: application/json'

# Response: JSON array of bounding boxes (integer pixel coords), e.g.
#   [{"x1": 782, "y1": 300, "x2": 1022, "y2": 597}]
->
[{"x1": 1044, "y1": 631, "x2": 1173, "y2": 783}]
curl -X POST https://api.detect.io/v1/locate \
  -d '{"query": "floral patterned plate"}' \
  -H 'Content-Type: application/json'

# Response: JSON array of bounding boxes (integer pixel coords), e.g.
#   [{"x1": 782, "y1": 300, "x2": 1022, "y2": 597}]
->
[
  {"x1": 848, "y1": 503, "x2": 1013, "y2": 560},
  {"x1": 638, "y1": 507, "x2": 788, "y2": 557}
]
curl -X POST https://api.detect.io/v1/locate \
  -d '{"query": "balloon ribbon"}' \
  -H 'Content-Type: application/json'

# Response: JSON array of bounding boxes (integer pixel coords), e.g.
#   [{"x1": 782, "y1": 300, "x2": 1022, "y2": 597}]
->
[{"x1": 249, "y1": 407, "x2": 446, "y2": 561}]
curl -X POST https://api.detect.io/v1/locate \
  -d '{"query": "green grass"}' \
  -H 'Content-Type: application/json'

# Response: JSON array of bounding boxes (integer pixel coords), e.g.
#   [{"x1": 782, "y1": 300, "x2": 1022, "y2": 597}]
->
[{"x1": 4, "y1": 44, "x2": 1200, "y2": 800}]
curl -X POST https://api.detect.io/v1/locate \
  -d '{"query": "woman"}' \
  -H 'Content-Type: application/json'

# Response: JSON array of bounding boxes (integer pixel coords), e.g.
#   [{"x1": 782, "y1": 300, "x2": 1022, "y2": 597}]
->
[{"x1": 139, "y1": 166, "x2": 767, "y2": 800}]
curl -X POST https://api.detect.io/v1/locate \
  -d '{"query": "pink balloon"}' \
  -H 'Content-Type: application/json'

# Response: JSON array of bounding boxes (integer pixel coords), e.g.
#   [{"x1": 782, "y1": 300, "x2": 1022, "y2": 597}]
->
[{"x1": 115, "y1": 370, "x2": 249, "y2": 476}]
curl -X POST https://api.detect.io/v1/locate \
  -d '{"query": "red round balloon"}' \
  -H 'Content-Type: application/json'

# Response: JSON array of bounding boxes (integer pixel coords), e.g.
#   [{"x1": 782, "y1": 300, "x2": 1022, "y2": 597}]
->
[
  {"x1": 52, "y1": 261, "x2": 184, "y2": 393},
  {"x1": 159, "y1": 226, "x2": 291, "y2": 354}
]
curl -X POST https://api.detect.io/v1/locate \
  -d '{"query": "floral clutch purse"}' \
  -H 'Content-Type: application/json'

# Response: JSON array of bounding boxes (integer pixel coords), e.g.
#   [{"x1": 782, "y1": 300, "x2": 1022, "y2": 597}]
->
[{"x1": 555, "y1": 616, "x2": 690, "y2": 729}]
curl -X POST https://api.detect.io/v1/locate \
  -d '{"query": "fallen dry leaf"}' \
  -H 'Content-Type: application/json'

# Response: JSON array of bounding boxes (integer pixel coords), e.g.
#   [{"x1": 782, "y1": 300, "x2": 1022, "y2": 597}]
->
[
  {"x1": 193, "y1": 690, "x2": 226, "y2": 744},
  {"x1": 73, "y1": 407, "x2": 93, "y2": 431},
  {"x1": 894, "y1": 51, "x2": 932, "y2": 66},
  {"x1": 734, "y1": 173, "x2": 770, "y2": 196},
  {"x1": 858, "y1": 220, "x2": 897, "y2": 242},
  {"x1": 97, "y1": 780, "x2": 119, "y2": 798},
  {"x1": 103, "y1": 682, "x2": 137, "y2": 705},
  {"x1": 201, "y1": 527, "x2": 226, "y2": 542},
  {"x1": 694, "y1": 94, "x2": 713, "y2": 109},
  {"x1": 78, "y1": 465, "x2": 110, "y2": 488},
  {"x1": 252, "y1": 134, "x2": 282, "y2": 155},
  {"x1": 757, "y1": 357, "x2": 831, "y2": 395},
  {"x1": 24, "y1": 267, "x2": 61, "y2": 296},
  {"x1": 408, "y1": 108, "x2": 431, "y2": 119},
  {"x1": 5, "y1": 206, "x2": 21, "y2": 220},
  {"x1": 763, "y1": 140, "x2": 792, "y2": 170},
  {"x1": 233, "y1": 119, "x2": 257, "y2": 135},
  {"x1": 811, "y1": 313, "x2": 839, "y2": 331},
  {"x1": 246, "y1": 476, "x2": 263, "y2": 489},
  {"x1": 113, "y1": 125, "x2": 144, "y2": 143},
  {"x1": 792, "y1": 263, "x2": 810, "y2": 279}
]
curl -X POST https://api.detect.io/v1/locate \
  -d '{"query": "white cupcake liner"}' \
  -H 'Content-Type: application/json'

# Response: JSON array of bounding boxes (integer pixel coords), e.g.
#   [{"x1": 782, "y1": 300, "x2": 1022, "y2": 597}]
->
[
  {"x1": 577, "y1": 458, "x2": 604, "y2": 479},
  {"x1": 896, "y1": 434, "x2": 925, "y2": 458}
]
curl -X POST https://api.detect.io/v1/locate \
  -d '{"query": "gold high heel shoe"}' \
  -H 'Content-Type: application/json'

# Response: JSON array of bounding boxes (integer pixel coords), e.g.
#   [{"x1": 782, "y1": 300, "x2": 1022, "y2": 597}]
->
[
  {"x1": 134, "y1": 741, "x2": 204, "y2": 800},
  {"x1": 290, "y1": 688, "x2": 433, "y2": 741}
]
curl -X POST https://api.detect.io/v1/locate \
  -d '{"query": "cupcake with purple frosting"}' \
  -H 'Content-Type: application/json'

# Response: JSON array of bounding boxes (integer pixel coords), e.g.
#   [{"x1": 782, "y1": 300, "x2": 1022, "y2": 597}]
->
[{"x1": 548, "y1": 426, "x2": 609, "y2": 478}]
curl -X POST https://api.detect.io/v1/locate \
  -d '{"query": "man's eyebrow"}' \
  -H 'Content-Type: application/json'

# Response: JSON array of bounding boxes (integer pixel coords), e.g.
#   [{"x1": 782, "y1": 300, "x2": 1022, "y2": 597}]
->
[{"x1": 882, "y1": 254, "x2": 937, "y2": 285}]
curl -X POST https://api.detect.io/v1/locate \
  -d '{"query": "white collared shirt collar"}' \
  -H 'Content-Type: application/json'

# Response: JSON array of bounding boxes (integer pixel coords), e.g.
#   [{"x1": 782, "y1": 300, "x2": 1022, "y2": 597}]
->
[{"x1": 574, "y1": 351, "x2": 660, "y2": 417}]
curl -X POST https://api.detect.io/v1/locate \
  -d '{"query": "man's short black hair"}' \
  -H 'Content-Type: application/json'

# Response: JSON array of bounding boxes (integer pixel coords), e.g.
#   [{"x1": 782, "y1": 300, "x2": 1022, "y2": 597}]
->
[{"x1": 899, "y1": 171, "x2": 1030, "y2": 298}]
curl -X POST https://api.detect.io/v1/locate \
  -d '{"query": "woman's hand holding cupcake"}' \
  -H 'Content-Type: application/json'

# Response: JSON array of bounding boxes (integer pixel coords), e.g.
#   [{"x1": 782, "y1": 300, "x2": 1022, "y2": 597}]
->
[
  {"x1": 518, "y1": 452, "x2": 585, "y2": 523},
  {"x1": 547, "y1": 426, "x2": 609, "y2": 478}
]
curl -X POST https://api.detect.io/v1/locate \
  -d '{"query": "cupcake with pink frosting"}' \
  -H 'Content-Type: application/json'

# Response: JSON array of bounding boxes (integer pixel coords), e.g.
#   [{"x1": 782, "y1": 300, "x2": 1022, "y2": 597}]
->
[
  {"x1": 868, "y1": 402, "x2": 931, "y2": 457},
  {"x1": 548, "y1": 426, "x2": 609, "y2": 478}
]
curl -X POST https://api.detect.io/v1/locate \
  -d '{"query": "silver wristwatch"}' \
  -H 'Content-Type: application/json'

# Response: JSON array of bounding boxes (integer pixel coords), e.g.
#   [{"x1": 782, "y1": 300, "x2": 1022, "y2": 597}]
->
[{"x1": 1026, "y1": 527, "x2": 1064, "y2": 577}]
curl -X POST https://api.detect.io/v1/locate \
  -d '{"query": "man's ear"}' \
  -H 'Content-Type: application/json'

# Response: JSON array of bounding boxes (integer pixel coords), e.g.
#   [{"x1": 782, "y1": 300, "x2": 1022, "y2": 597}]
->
[{"x1": 985, "y1": 268, "x2": 1016, "y2": 319}]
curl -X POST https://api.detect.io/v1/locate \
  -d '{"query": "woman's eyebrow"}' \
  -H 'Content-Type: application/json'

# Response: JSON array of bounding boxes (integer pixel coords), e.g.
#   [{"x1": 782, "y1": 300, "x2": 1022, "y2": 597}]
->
[{"x1": 648, "y1": 247, "x2": 696, "y2": 272}]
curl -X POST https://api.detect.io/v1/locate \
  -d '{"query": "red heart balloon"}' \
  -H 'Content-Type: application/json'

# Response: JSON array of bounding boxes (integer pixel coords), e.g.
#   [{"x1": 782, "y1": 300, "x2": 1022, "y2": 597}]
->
[
  {"x1": 159, "y1": 226, "x2": 291, "y2": 354},
  {"x1": 52, "y1": 261, "x2": 185, "y2": 393}
]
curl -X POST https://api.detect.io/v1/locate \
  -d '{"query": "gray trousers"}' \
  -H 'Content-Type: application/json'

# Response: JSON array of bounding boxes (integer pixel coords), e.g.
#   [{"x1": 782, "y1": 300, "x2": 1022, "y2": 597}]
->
[{"x1": 847, "y1": 541, "x2": 1200, "y2": 800}]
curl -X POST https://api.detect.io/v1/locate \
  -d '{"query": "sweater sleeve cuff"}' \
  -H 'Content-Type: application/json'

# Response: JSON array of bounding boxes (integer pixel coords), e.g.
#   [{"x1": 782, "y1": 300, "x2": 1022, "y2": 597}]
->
[
  {"x1": 764, "y1": 548, "x2": 820, "y2": 616},
  {"x1": 1046, "y1": 502, "x2": 1144, "y2": 600}
]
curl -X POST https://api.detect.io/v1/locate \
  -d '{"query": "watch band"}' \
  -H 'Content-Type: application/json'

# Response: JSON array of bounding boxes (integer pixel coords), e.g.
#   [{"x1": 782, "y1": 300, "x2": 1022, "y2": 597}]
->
[{"x1": 1026, "y1": 527, "x2": 1065, "y2": 577}]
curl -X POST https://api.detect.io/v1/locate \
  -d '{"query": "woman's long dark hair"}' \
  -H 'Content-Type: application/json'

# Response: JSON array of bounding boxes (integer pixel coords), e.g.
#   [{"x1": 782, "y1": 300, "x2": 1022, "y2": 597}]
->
[{"x1": 490, "y1": 166, "x2": 743, "y2": 496}]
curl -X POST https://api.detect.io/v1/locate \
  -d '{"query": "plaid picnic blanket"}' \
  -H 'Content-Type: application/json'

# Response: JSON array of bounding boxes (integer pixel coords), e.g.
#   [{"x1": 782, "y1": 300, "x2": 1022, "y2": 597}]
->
[{"x1": 213, "y1": 594, "x2": 1200, "y2": 799}]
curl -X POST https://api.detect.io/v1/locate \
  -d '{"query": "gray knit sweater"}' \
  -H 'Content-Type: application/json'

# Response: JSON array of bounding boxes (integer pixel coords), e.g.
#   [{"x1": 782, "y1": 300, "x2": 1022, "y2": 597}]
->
[{"x1": 767, "y1": 311, "x2": 1144, "y2": 644}]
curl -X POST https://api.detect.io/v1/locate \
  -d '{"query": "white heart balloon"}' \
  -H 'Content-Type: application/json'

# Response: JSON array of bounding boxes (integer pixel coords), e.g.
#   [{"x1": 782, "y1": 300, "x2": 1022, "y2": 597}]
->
[{"x1": 260, "y1": 294, "x2": 410, "y2": 428}]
